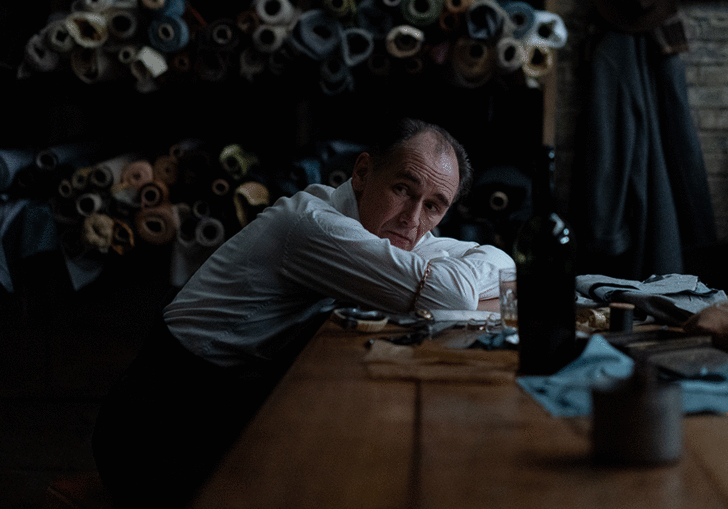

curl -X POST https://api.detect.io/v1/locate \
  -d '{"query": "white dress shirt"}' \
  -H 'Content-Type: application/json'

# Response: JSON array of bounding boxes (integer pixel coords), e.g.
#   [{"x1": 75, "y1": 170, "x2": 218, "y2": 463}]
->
[{"x1": 164, "y1": 180, "x2": 514, "y2": 367}]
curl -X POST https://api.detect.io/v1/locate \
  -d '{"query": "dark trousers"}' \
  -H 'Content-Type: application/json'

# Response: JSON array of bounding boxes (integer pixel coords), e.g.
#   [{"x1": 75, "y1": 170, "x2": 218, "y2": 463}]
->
[{"x1": 92, "y1": 315, "x2": 291, "y2": 508}]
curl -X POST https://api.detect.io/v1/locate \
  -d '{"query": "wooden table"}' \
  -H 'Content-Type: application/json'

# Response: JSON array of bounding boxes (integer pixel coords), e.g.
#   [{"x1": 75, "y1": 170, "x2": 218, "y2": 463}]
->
[{"x1": 189, "y1": 319, "x2": 728, "y2": 509}]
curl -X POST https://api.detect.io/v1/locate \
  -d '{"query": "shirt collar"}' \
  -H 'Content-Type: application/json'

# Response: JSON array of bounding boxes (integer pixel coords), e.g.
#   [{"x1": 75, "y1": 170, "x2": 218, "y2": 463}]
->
[{"x1": 331, "y1": 179, "x2": 360, "y2": 222}]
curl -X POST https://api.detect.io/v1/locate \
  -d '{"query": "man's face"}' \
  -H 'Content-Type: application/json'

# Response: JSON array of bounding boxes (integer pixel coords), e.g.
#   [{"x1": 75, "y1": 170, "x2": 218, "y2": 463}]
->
[{"x1": 352, "y1": 132, "x2": 460, "y2": 251}]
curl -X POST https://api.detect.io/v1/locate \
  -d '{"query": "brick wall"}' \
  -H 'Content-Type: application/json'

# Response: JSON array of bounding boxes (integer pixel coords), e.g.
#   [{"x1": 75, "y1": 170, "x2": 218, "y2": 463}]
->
[{"x1": 551, "y1": 0, "x2": 728, "y2": 242}]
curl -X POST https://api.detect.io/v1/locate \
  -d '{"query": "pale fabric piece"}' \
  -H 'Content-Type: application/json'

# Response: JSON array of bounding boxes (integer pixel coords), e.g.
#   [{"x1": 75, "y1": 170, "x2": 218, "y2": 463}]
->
[{"x1": 165, "y1": 180, "x2": 514, "y2": 367}]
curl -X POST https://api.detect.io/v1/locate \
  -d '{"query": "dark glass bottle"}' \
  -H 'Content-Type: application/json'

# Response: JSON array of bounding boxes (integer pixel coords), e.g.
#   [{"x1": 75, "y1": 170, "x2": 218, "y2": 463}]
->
[{"x1": 513, "y1": 145, "x2": 577, "y2": 375}]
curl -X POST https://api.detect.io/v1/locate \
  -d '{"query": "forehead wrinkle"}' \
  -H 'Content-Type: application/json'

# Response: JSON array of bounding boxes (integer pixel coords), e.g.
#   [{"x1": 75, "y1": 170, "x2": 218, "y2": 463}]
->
[{"x1": 395, "y1": 167, "x2": 454, "y2": 207}]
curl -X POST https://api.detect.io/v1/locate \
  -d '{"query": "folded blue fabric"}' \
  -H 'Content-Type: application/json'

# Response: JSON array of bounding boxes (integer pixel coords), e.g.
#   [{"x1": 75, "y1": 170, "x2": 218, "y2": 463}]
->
[
  {"x1": 575, "y1": 274, "x2": 728, "y2": 326},
  {"x1": 517, "y1": 335, "x2": 728, "y2": 417}
]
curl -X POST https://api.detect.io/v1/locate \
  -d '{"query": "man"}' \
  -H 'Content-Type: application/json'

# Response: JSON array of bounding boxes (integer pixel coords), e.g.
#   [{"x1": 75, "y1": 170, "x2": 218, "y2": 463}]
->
[{"x1": 92, "y1": 118, "x2": 514, "y2": 508}]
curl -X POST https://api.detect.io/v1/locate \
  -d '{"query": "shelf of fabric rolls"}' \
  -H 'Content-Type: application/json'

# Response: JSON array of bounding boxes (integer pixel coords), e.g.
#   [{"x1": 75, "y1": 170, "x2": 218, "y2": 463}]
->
[{"x1": 1, "y1": 0, "x2": 565, "y2": 297}]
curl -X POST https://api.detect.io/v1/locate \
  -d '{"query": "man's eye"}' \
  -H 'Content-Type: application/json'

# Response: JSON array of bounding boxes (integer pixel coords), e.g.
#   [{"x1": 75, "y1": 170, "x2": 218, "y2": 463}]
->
[
  {"x1": 425, "y1": 202, "x2": 439, "y2": 213},
  {"x1": 393, "y1": 185, "x2": 408, "y2": 195}
]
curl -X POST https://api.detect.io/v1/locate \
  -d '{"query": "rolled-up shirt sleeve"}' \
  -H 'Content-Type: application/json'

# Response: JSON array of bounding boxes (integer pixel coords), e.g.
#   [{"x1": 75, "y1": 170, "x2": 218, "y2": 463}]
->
[{"x1": 282, "y1": 205, "x2": 514, "y2": 313}]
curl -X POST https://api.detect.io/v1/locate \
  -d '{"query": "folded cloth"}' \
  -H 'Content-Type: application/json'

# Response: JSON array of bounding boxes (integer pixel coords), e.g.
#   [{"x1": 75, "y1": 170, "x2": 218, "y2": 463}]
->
[
  {"x1": 363, "y1": 339, "x2": 518, "y2": 384},
  {"x1": 518, "y1": 334, "x2": 728, "y2": 417},
  {"x1": 576, "y1": 273, "x2": 727, "y2": 326},
  {"x1": 517, "y1": 335, "x2": 633, "y2": 417}
]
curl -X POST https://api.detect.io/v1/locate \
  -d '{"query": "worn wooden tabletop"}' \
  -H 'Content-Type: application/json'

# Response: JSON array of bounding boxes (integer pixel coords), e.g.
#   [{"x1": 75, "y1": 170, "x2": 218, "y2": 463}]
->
[{"x1": 189, "y1": 319, "x2": 728, "y2": 509}]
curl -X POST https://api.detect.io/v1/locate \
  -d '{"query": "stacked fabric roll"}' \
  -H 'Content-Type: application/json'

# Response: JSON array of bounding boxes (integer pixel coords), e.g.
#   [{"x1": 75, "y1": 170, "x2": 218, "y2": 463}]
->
[
  {"x1": 0, "y1": 137, "x2": 276, "y2": 287},
  {"x1": 18, "y1": 0, "x2": 567, "y2": 93}
]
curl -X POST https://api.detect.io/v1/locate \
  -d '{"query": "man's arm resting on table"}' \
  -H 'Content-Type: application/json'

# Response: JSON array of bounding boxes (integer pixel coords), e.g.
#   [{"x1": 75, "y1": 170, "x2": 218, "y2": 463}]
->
[{"x1": 478, "y1": 298, "x2": 500, "y2": 312}]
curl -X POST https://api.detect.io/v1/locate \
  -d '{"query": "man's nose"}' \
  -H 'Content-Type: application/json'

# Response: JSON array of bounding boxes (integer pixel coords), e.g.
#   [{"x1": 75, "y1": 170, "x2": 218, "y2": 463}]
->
[{"x1": 399, "y1": 200, "x2": 423, "y2": 226}]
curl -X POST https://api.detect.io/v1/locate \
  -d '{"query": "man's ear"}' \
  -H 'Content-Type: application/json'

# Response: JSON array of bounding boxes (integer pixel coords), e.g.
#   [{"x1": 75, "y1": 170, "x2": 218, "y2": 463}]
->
[{"x1": 351, "y1": 152, "x2": 371, "y2": 192}]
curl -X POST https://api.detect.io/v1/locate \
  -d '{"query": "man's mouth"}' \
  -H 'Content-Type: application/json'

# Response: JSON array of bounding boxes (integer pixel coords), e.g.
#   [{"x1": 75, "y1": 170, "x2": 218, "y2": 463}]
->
[{"x1": 387, "y1": 231, "x2": 413, "y2": 248}]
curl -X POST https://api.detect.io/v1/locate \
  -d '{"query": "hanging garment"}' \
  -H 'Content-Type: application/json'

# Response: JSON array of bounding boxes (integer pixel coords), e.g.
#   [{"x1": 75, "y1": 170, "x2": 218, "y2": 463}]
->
[{"x1": 570, "y1": 31, "x2": 716, "y2": 280}]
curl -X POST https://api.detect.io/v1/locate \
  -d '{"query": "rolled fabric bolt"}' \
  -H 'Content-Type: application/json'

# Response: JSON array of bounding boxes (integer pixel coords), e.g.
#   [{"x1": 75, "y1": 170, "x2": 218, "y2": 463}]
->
[
  {"x1": 171, "y1": 51, "x2": 192, "y2": 72},
  {"x1": 195, "y1": 216, "x2": 226, "y2": 248},
  {"x1": 207, "y1": 18, "x2": 240, "y2": 51},
  {"x1": 255, "y1": 0, "x2": 296, "y2": 26},
  {"x1": 65, "y1": 11, "x2": 109, "y2": 48},
  {"x1": 444, "y1": 0, "x2": 473, "y2": 14},
  {"x1": 90, "y1": 165, "x2": 114, "y2": 190},
  {"x1": 152, "y1": 155, "x2": 179, "y2": 185},
  {"x1": 341, "y1": 27, "x2": 374, "y2": 67},
  {"x1": 237, "y1": 10, "x2": 261, "y2": 35},
  {"x1": 211, "y1": 178, "x2": 230, "y2": 196},
  {"x1": 60, "y1": 226, "x2": 86, "y2": 259},
  {"x1": 82, "y1": 212, "x2": 115, "y2": 253},
  {"x1": 289, "y1": 9, "x2": 341, "y2": 61},
  {"x1": 252, "y1": 24, "x2": 287, "y2": 53},
  {"x1": 451, "y1": 36, "x2": 495, "y2": 87},
  {"x1": 107, "y1": 9, "x2": 139, "y2": 41},
  {"x1": 72, "y1": 167, "x2": 93, "y2": 190},
  {"x1": 169, "y1": 139, "x2": 203, "y2": 159},
  {"x1": 95, "y1": 153, "x2": 142, "y2": 185},
  {"x1": 496, "y1": 36, "x2": 525, "y2": 72},
  {"x1": 131, "y1": 45, "x2": 168, "y2": 79},
  {"x1": 13, "y1": 167, "x2": 39, "y2": 192},
  {"x1": 58, "y1": 179, "x2": 74, "y2": 198},
  {"x1": 24, "y1": 33, "x2": 61, "y2": 72},
  {"x1": 319, "y1": 57, "x2": 354, "y2": 95},
  {"x1": 430, "y1": 40, "x2": 450, "y2": 65},
  {"x1": 121, "y1": 160, "x2": 154, "y2": 189},
  {"x1": 526, "y1": 10, "x2": 567, "y2": 49},
  {"x1": 400, "y1": 0, "x2": 444, "y2": 27},
  {"x1": 135, "y1": 204, "x2": 179, "y2": 245},
  {"x1": 52, "y1": 197, "x2": 82, "y2": 226},
  {"x1": 240, "y1": 47, "x2": 266, "y2": 81},
  {"x1": 175, "y1": 203, "x2": 197, "y2": 244},
  {"x1": 268, "y1": 46, "x2": 295, "y2": 76},
  {"x1": 45, "y1": 19, "x2": 76, "y2": 53},
  {"x1": 110, "y1": 185, "x2": 140, "y2": 216},
  {"x1": 141, "y1": 0, "x2": 166, "y2": 9},
  {"x1": 76, "y1": 191, "x2": 105, "y2": 217},
  {"x1": 324, "y1": 0, "x2": 357, "y2": 20},
  {"x1": 385, "y1": 25, "x2": 425, "y2": 58},
  {"x1": 34, "y1": 149, "x2": 59, "y2": 172},
  {"x1": 403, "y1": 55, "x2": 425, "y2": 74},
  {"x1": 155, "y1": 0, "x2": 185, "y2": 16},
  {"x1": 327, "y1": 169, "x2": 348, "y2": 188},
  {"x1": 139, "y1": 180, "x2": 169, "y2": 208},
  {"x1": 439, "y1": 11, "x2": 461, "y2": 33},
  {"x1": 522, "y1": 44, "x2": 553, "y2": 78},
  {"x1": 219, "y1": 144, "x2": 258, "y2": 180},
  {"x1": 367, "y1": 52, "x2": 391, "y2": 76},
  {"x1": 148, "y1": 15, "x2": 190, "y2": 53},
  {"x1": 466, "y1": 0, "x2": 511, "y2": 42},
  {"x1": 234, "y1": 181, "x2": 270, "y2": 227},
  {"x1": 82, "y1": 0, "x2": 114, "y2": 12},
  {"x1": 110, "y1": 218, "x2": 135, "y2": 255},
  {"x1": 192, "y1": 200, "x2": 211, "y2": 218},
  {"x1": 178, "y1": 150, "x2": 212, "y2": 187},
  {"x1": 194, "y1": 48, "x2": 227, "y2": 82},
  {"x1": 71, "y1": 46, "x2": 117, "y2": 84},
  {"x1": 356, "y1": 0, "x2": 393, "y2": 39},
  {"x1": 1, "y1": 149, "x2": 36, "y2": 192},
  {"x1": 503, "y1": 1, "x2": 535, "y2": 40},
  {"x1": 118, "y1": 45, "x2": 138, "y2": 64}
]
